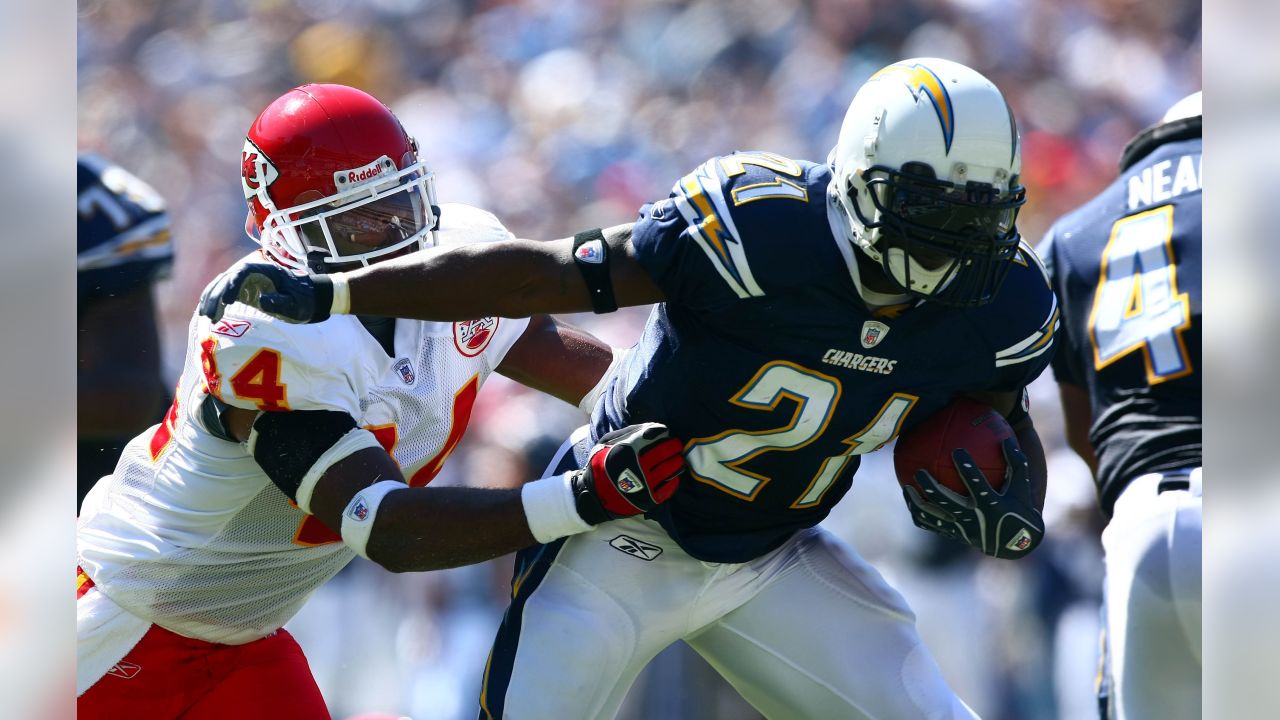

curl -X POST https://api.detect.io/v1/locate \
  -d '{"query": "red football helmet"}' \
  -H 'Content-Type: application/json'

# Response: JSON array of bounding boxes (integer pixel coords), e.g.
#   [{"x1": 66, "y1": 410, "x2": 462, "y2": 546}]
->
[{"x1": 240, "y1": 83, "x2": 439, "y2": 273}]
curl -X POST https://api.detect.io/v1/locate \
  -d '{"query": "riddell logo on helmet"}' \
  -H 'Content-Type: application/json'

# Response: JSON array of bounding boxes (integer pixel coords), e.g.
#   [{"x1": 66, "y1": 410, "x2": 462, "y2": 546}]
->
[{"x1": 334, "y1": 156, "x2": 397, "y2": 189}]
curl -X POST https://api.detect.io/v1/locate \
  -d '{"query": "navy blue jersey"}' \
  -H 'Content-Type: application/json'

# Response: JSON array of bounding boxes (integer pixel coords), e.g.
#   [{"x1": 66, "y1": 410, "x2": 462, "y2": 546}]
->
[
  {"x1": 78, "y1": 154, "x2": 174, "y2": 307},
  {"x1": 1041, "y1": 137, "x2": 1202, "y2": 517},
  {"x1": 593, "y1": 152, "x2": 1059, "y2": 562}
]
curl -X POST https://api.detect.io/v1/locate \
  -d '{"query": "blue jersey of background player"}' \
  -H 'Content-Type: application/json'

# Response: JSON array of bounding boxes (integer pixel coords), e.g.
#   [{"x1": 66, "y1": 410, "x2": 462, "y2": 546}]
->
[
  {"x1": 78, "y1": 154, "x2": 174, "y2": 509},
  {"x1": 1040, "y1": 112, "x2": 1202, "y2": 518},
  {"x1": 1042, "y1": 92, "x2": 1203, "y2": 720},
  {"x1": 598, "y1": 152, "x2": 1058, "y2": 562}
]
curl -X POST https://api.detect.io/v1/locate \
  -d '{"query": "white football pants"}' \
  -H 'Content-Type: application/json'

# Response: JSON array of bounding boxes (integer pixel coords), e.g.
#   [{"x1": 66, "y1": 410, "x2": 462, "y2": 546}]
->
[
  {"x1": 1100, "y1": 468, "x2": 1202, "y2": 719},
  {"x1": 479, "y1": 427, "x2": 978, "y2": 720}
]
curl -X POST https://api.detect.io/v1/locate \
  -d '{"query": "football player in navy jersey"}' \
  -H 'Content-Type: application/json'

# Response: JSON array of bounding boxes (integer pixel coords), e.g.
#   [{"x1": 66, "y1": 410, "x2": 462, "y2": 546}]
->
[
  {"x1": 78, "y1": 155, "x2": 175, "y2": 510},
  {"x1": 1040, "y1": 92, "x2": 1202, "y2": 720},
  {"x1": 204, "y1": 58, "x2": 1058, "y2": 719}
]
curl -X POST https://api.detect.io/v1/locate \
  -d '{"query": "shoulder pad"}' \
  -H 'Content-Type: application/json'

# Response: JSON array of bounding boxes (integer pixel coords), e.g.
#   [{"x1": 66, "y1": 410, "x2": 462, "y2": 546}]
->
[
  {"x1": 77, "y1": 155, "x2": 173, "y2": 272},
  {"x1": 196, "y1": 310, "x2": 372, "y2": 416},
  {"x1": 436, "y1": 203, "x2": 515, "y2": 247}
]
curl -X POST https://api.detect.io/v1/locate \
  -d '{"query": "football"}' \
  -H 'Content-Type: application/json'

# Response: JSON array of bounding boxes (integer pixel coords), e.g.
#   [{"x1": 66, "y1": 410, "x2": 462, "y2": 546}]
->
[{"x1": 894, "y1": 397, "x2": 1015, "y2": 495}]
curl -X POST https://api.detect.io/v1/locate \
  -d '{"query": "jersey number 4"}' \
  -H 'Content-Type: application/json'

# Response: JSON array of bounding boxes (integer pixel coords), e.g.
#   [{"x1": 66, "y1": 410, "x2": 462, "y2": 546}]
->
[
  {"x1": 685, "y1": 361, "x2": 916, "y2": 508},
  {"x1": 1088, "y1": 205, "x2": 1193, "y2": 384}
]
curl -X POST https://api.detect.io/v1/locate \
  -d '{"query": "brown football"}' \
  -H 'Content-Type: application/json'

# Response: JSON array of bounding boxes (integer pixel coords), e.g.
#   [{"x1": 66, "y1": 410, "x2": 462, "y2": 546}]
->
[{"x1": 894, "y1": 397, "x2": 1014, "y2": 495}]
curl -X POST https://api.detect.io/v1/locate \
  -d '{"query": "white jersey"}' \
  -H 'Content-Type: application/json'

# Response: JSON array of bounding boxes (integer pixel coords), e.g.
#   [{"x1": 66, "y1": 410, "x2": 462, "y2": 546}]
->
[{"x1": 77, "y1": 204, "x2": 530, "y2": 645}]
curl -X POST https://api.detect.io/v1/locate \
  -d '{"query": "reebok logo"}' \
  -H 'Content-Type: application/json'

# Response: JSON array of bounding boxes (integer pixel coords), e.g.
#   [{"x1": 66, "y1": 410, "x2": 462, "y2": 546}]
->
[
  {"x1": 609, "y1": 535, "x2": 663, "y2": 561},
  {"x1": 107, "y1": 661, "x2": 142, "y2": 680}
]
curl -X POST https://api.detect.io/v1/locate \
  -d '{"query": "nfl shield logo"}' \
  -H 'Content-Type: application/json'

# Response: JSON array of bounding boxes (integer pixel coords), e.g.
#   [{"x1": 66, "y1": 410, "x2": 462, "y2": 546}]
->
[
  {"x1": 615, "y1": 469, "x2": 643, "y2": 494},
  {"x1": 394, "y1": 358, "x2": 415, "y2": 384},
  {"x1": 861, "y1": 321, "x2": 890, "y2": 349}
]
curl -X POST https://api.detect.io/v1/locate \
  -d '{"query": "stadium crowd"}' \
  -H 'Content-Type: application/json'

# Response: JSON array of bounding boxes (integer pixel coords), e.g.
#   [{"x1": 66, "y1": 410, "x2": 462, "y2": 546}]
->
[{"x1": 77, "y1": 0, "x2": 1199, "y2": 717}]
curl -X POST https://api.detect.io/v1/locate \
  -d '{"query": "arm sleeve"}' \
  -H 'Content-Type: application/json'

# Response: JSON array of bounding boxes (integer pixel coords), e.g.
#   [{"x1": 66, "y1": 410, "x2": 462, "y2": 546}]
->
[
  {"x1": 630, "y1": 158, "x2": 767, "y2": 311},
  {"x1": 987, "y1": 243, "x2": 1061, "y2": 391}
]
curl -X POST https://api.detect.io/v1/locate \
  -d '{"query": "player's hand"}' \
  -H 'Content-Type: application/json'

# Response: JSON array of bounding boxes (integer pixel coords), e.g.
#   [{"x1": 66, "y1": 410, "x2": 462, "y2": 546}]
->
[
  {"x1": 570, "y1": 422, "x2": 686, "y2": 525},
  {"x1": 901, "y1": 439, "x2": 1044, "y2": 559},
  {"x1": 199, "y1": 263, "x2": 334, "y2": 325}
]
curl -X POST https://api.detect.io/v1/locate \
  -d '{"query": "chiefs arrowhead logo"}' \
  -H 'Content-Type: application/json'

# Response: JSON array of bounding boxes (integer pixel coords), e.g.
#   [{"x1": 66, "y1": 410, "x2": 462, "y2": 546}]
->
[
  {"x1": 240, "y1": 139, "x2": 278, "y2": 200},
  {"x1": 454, "y1": 318, "x2": 498, "y2": 357}
]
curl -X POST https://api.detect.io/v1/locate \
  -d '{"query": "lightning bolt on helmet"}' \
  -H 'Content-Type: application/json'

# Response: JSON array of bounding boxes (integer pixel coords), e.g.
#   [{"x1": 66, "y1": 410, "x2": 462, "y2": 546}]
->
[
  {"x1": 828, "y1": 58, "x2": 1026, "y2": 306},
  {"x1": 241, "y1": 83, "x2": 440, "y2": 274}
]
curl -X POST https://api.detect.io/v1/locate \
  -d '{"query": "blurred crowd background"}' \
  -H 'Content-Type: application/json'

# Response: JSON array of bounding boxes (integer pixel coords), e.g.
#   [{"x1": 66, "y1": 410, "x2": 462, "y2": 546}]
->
[{"x1": 77, "y1": 0, "x2": 1200, "y2": 718}]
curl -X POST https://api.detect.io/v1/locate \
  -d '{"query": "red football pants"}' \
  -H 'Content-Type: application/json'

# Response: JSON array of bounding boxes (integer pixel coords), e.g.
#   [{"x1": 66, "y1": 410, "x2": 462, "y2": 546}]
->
[{"x1": 78, "y1": 593, "x2": 331, "y2": 719}]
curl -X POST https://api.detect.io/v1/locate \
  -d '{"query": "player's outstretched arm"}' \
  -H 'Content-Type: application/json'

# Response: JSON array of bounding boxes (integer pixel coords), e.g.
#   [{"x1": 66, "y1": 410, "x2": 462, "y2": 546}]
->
[
  {"x1": 311, "y1": 422, "x2": 685, "y2": 572},
  {"x1": 199, "y1": 224, "x2": 664, "y2": 324},
  {"x1": 228, "y1": 401, "x2": 685, "y2": 572}
]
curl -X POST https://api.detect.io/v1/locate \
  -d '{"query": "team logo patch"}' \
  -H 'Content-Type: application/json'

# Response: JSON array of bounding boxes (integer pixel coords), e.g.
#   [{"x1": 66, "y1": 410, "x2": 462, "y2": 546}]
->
[
  {"x1": 615, "y1": 469, "x2": 643, "y2": 494},
  {"x1": 860, "y1": 320, "x2": 891, "y2": 349},
  {"x1": 575, "y1": 239, "x2": 604, "y2": 264},
  {"x1": 870, "y1": 62, "x2": 956, "y2": 154},
  {"x1": 454, "y1": 317, "x2": 498, "y2": 357},
  {"x1": 107, "y1": 661, "x2": 142, "y2": 680},
  {"x1": 609, "y1": 535, "x2": 663, "y2": 561},
  {"x1": 347, "y1": 496, "x2": 371, "y2": 522},
  {"x1": 394, "y1": 358, "x2": 415, "y2": 384},
  {"x1": 1006, "y1": 528, "x2": 1034, "y2": 552},
  {"x1": 240, "y1": 139, "x2": 278, "y2": 200},
  {"x1": 211, "y1": 318, "x2": 252, "y2": 338}
]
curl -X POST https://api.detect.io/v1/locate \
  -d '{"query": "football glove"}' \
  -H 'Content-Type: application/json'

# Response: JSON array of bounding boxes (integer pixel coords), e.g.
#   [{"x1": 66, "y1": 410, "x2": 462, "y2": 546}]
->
[
  {"x1": 199, "y1": 263, "x2": 333, "y2": 324},
  {"x1": 902, "y1": 439, "x2": 1044, "y2": 559},
  {"x1": 571, "y1": 423, "x2": 686, "y2": 525}
]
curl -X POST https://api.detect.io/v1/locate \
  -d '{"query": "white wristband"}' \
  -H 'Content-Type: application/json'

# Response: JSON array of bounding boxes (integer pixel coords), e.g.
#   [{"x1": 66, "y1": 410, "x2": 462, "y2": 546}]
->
[
  {"x1": 578, "y1": 347, "x2": 625, "y2": 415},
  {"x1": 521, "y1": 473, "x2": 593, "y2": 544},
  {"x1": 330, "y1": 273, "x2": 352, "y2": 316},
  {"x1": 340, "y1": 479, "x2": 407, "y2": 559}
]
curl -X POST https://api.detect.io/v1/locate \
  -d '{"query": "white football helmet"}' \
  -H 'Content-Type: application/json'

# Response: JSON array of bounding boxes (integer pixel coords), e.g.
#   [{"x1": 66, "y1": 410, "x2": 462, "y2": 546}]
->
[{"x1": 828, "y1": 57, "x2": 1026, "y2": 306}]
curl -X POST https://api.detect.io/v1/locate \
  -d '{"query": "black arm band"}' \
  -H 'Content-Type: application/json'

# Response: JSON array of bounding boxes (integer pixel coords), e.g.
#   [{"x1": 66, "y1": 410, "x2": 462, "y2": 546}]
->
[
  {"x1": 572, "y1": 228, "x2": 618, "y2": 314},
  {"x1": 251, "y1": 410, "x2": 358, "y2": 502}
]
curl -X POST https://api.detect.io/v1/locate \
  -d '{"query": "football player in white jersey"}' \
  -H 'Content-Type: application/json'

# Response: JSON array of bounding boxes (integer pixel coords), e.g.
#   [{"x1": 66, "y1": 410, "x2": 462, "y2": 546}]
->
[{"x1": 75, "y1": 84, "x2": 686, "y2": 720}]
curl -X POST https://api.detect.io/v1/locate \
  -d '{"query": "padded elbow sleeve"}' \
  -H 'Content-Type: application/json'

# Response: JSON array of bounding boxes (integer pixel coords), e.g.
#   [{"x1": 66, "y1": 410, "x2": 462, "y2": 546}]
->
[{"x1": 249, "y1": 410, "x2": 380, "y2": 513}]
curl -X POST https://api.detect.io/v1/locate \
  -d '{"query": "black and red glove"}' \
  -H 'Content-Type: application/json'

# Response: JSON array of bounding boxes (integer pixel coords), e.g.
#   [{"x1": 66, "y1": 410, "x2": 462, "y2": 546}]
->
[{"x1": 571, "y1": 423, "x2": 686, "y2": 525}]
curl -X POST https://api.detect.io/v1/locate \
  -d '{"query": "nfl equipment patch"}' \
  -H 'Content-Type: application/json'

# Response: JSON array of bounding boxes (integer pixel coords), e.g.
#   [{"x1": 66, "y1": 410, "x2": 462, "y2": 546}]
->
[
  {"x1": 861, "y1": 320, "x2": 890, "y2": 348},
  {"x1": 575, "y1": 239, "x2": 605, "y2": 264},
  {"x1": 615, "y1": 469, "x2": 643, "y2": 494},
  {"x1": 394, "y1": 358, "x2": 415, "y2": 384}
]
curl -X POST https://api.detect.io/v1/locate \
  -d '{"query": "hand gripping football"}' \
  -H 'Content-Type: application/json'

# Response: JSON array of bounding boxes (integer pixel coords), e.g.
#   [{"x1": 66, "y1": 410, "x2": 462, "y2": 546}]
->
[{"x1": 894, "y1": 397, "x2": 1014, "y2": 495}]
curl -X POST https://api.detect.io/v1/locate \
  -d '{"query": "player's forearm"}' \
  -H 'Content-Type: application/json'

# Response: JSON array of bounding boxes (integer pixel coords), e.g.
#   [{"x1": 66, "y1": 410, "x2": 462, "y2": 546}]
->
[
  {"x1": 364, "y1": 487, "x2": 536, "y2": 572},
  {"x1": 341, "y1": 239, "x2": 593, "y2": 320},
  {"x1": 1013, "y1": 420, "x2": 1048, "y2": 511}
]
